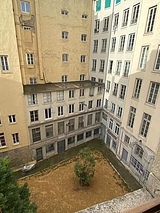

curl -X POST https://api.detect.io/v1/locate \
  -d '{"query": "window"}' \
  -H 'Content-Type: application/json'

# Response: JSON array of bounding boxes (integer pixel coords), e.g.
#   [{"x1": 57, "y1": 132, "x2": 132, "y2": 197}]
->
[
  {"x1": 115, "y1": 61, "x2": 122, "y2": 75},
  {"x1": 117, "y1": 106, "x2": 123, "y2": 118},
  {"x1": 58, "y1": 121, "x2": 64, "y2": 135},
  {"x1": 68, "y1": 136, "x2": 75, "y2": 145},
  {"x1": 91, "y1": 77, "x2": 96, "y2": 82},
  {"x1": 98, "y1": 78, "x2": 103, "y2": 83},
  {"x1": 92, "y1": 59, "x2": 97, "y2": 71},
  {"x1": 109, "y1": 118, "x2": 113, "y2": 130},
  {"x1": 77, "y1": 133, "x2": 84, "y2": 141},
  {"x1": 124, "y1": 135, "x2": 130, "y2": 144},
  {"x1": 111, "y1": 37, "x2": 116, "y2": 52},
  {"x1": 96, "y1": 0, "x2": 101, "y2": 12},
  {"x1": 96, "y1": 99, "x2": 101, "y2": 107},
  {"x1": 80, "y1": 88, "x2": 84, "y2": 97},
  {"x1": 57, "y1": 91, "x2": 64, "y2": 101},
  {"x1": 147, "y1": 82, "x2": 159, "y2": 105},
  {"x1": 46, "y1": 143, "x2": 54, "y2": 153},
  {"x1": 99, "y1": 60, "x2": 105, "y2": 72},
  {"x1": 139, "y1": 46, "x2": 149, "y2": 69},
  {"x1": 104, "y1": 99, "x2": 108, "y2": 109},
  {"x1": 0, "y1": 133, "x2": 6, "y2": 147},
  {"x1": 101, "y1": 39, "x2": 107, "y2": 52},
  {"x1": 61, "y1": 10, "x2": 68, "y2": 15},
  {"x1": 0, "y1": 56, "x2": 9, "y2": 71},
  {"x1": 32, "y1": 128, "x2": 41, "y2": 142},
  {"x1": 140, "y1": 113, "x2": 151, "y2": 137},
  {"x1": 81, "y1": 55, "x2": 86, "y2": 63},
  {"x1": 116, "y1": 0, "x2": 121, "y2": 4},
  {"x1": 133, "y1": 79, "x2": 142, "y2": 99},
  {"x1": 12, "y1": 133, "x2": 19, "y2": 144},
  {"x1": 131, "y1": 3, "x2": 140, "y2": 24},
  {"x1": 131, "y1": 156, "x2": 150, "y2": 180},
  {"x1": 69, "y1": 90, "x2": 74, "y2": 98},
  {"x1": 119, "y1": 84, "x2": 126, "y2": 99},
  {"x1": 122, "y1": 9, "x2": 129, "y2": 27},
  {"x1": 108, "y1": 60, "x2": 113, "y2": 73},
  {"x1": 111, "y1": 103, "x2": 115, "y2": 113},
  {"x1": 94, "y1": 128, "x2": 99, "y2": 135},
  {"x1": 45, "y1": 124, "x2": 53, "y2": 138},
  {"x1": 79, "y1": 102, "x2": 84, "y2": 111},
  {"x1": 43, "y1": 92, "x2": 52, "y2": 103},
  {"x1": 21, "y1": 1, "x2": 30, "y2": 13},
  {"x1": 105, "y1": 0, "x2": 111, "y2": 8},
  {"x1": 94, "y1": 20, "x2": 100, "y2": 33},
  {"x1": 86, "y1": 131, "x2": 92, "y2": 138},
  {"x1": 29, "y1": 77, "x2": 37, "y2": 84},
  {"x1": 155, "y1": 46, "x2": 160, "y2": 70},
  {"x1": 30, "y1": 110, "x2": 38, "y2": 122},
  {"x1": 45, "y1": 108, "x2": 52, "y2": 119},
  {"x1": 8, "y1": 115, "x2": 16, "y2": 123},
  {"x1": 113, "y1": 13, "x2": 119, "y2": 29},
  {"x1": 62, "y1": 54, "x2": 68, "y2": 62},
  {"x1": 95, "y1": 112, "x2": 101, "y2": 123},
  {"x1": 69, "y1": 104, "x2": 74, "y2": 113},
  {"x1": 128, "y1": 106, "x2": 136, "y2": 128},
  {"x1": 106, "y1": 80, "x2": 111, "y2": 92},
  {"x1": 89, "y1": 87, "x2": 94, "y2": 96},
  {"x1": 113, "y1": 83, "x2": 118, "y2": 96},
  {"x1": 58, "y1": 106, "x2": 63, "y2": 116},
  {"x1": 103, "y1": 17, "x2": 109, "y2": 32},
  {"x1": 26, "y1": 53, "x2": 34, "y2": 65},
  {"x1": 80, "y1": 74, "x2": 85, "y2": 81},
  {"x1": 78, "y1": 116, "x2": 84, "y2": 128},
  {"x1": 112, "y1": 140, "x2": 117, "y2": 151},
  {"x1": 28, "y1": 94, "x2": 37, "y2": 105},
  {"x1": 81, "y1": 34, "x2": 87, "y2": 41},
  {"x1": 127, "y1": 33, "x2": 135, "y2": 51},
  {"x1": 102, "y1": 112, "x2": 107, "y2": 121},
  {"x1": 62, "y1": 31, "x2": 68, "y2": 39},
  {"x1": 88, "y1": 100, "x2": 93, "y2": 109},
  {"x1": 93, "y1": 40, "x2": 98, "y2": 53},
  {"x1": 146, "y1": 6, "x2": 157, "y2": 33},
  {"x1": 68, "y1": 119, "x2": 75, "y2": 132},
  {"x1": 115, "y1": 123, "x2": 120, "y2": 135},
  {"x1": 87, "y1": 114, "x2": 92, "y2": 126},
  {"x1": 119, "y1": 35, "x2": 125, "y2": 52},
  {"x1": 135, "y1": 145, "x2": 144, "y2": 158},
  {"x1": 82, "y1": 14, "x2": 87, "y2": 19},
  {"x1": 98, "y1": 86, "x2": 102, "y2": 94},
  {"x1": 123, "y1": 61, "x2": 130, "y2": 77},
  {"x1": 62, "y1": 75, "x2": 67, "y2": 82}
]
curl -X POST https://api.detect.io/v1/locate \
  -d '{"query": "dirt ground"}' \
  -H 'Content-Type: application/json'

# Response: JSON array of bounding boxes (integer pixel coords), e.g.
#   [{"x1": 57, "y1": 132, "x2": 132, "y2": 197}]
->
[{"x1": 19, "y1": 151, "x2": 130, "y2": 213}]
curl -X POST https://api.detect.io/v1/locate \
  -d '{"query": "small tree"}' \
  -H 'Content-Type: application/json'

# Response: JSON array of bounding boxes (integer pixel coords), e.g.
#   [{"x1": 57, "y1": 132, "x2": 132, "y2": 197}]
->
[
  {"x1": 74, "y1": 147, "x2": 96, "y2": 186},
  {"x1": 0, "y1": 157, "x2": 37, "y2": 213}
]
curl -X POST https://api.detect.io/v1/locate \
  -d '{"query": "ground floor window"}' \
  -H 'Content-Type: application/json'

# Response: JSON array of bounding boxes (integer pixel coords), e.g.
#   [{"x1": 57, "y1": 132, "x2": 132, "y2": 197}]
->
[
  {"x1": 68, "y1": 136, "x2": 75, "y2": 145},
  {"x1": 77, "y1": 133, "x2": 84, "y2": 142},
  {"x1": 94, "y1": 128, "x2": 99, "y2": 136},
  {"x1": 86, "y1": 130, "x2": 92, "y2": 138},
  {"x1": 46, "y1": 143, "x2": 54, "y2": 153},
  {"x1": 112, "y1": 140, "x2": 117, "y2": 151},
  {"x1": 130, "y1": 155, "x2": 149, "y2": 180}
]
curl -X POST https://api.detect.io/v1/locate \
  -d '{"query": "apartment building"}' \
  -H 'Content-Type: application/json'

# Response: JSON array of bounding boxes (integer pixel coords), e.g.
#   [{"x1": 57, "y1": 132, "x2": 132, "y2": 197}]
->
[
  {"x1": 90, "y1": 0, "x2": 160, "y2": 194},
  {"x1": 9, "y1": 0, "x2": 104, "y2": 161},
  {"x1": 0, "y1": 0, "x2": 31, "y2": 166}
]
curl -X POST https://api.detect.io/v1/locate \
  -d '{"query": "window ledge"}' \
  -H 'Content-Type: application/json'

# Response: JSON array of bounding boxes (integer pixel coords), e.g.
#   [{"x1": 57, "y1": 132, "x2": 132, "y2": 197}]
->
[{"x1": 27, "y1": 65, "x2": 35, "y2": 69}]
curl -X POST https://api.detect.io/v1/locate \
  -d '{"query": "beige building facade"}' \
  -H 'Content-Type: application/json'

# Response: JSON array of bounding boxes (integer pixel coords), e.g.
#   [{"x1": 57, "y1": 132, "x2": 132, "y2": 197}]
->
[{"x1": 0, "y1": 0, "x2": 31, "y2": 166}]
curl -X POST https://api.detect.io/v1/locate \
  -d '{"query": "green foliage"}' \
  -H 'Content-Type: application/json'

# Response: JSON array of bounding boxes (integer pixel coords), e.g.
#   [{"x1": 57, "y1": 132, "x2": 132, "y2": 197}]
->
[
  {"x1": 0, "y1": 157, "x2": 37, "y2": 213},
  {"x1": 74, "y1": 147, "x2": 96, "y2": 186}
]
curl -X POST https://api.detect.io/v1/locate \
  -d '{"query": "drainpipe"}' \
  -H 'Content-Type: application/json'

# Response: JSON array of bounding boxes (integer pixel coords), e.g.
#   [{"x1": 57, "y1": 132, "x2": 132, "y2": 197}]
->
[{"x1": 12, "y1": 0, "x2": 26, "y2": 85}]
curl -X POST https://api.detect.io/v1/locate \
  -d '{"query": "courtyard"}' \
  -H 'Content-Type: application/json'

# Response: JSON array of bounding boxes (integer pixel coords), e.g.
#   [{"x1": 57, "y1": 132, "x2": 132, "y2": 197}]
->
[
  {"x1": 15, "y1": 139, "x2": 141, "y2": 213},
  {"x1": 19, "y1": 151, "x2": 130, "y2": 213}
]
